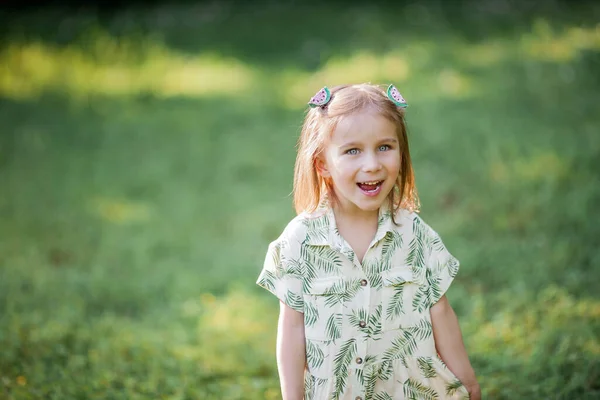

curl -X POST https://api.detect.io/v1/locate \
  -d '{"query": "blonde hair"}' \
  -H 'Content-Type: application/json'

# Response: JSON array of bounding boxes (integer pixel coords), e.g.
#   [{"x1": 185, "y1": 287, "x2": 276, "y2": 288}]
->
[{"x1": 293, "y1": 83, "x2": 420, "y2": 216}]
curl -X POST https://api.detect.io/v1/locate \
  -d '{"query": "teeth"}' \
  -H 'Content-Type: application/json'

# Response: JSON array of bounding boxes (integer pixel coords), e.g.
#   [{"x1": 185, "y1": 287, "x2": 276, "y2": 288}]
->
[{"x1": 361, "y1": 181, "x2": 381, "y2": 185}]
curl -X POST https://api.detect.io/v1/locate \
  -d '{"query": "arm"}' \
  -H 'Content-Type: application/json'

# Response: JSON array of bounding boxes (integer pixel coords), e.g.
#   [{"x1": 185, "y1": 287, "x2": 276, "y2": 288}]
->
[
  {"x1": 277, "y1": 301, "x2": 306, "y2": 400},
  {"x1": 430, "y1": 295, "x2": 481, "y2": 400}
]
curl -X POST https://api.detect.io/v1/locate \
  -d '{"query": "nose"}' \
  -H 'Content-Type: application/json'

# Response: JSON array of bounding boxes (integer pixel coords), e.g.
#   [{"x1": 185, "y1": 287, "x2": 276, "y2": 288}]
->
[{"x1": 362, "y1": 151, "x2": 382, "y2": 172}]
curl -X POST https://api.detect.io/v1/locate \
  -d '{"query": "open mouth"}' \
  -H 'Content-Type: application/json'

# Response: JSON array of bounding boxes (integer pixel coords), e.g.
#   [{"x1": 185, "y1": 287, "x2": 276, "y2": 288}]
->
[{"x1": 357, "y1": 180, "x2": 384, "y2": 196}]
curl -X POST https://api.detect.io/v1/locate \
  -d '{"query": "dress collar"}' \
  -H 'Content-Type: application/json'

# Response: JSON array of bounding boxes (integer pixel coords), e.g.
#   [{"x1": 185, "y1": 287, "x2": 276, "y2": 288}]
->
[{"x1": 304, "y1": 200, "x2": 396, "y2": 248}]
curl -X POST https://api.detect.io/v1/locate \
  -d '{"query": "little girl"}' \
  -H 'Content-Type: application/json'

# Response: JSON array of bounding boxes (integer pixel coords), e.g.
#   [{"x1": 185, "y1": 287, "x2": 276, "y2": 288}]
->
[{"x1": 257, "y1": 84, "x2": 480, "y2": 400}]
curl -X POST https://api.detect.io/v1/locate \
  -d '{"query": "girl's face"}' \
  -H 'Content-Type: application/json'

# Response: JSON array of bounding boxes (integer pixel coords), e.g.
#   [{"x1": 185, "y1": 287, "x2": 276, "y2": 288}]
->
[{"x1": 317, "y1": 109, "x2": 401, "y2": 217}]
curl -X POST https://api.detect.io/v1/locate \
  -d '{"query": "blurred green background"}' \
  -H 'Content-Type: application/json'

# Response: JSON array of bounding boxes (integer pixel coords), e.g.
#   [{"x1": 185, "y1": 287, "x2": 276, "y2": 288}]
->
[{"x1": 0, "y1": 0, "x2": 599, "y2": 399}]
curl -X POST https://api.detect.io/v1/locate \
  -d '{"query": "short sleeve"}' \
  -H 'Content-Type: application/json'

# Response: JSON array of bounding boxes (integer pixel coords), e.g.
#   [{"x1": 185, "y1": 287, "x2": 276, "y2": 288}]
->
[
  {"x1": 426, "y1": 229, "x2": 460, "y2": 306},
  {"x1": 256, "y1": 238, "x2": 305, "y2": 313}
]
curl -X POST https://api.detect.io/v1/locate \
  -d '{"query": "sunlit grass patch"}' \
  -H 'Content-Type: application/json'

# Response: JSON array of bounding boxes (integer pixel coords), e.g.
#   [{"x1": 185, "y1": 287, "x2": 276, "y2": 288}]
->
[
  {"x1": 468, "y1": 286, "x2": 600, "y2": 360},
  {"x1": 436, "y1": 68, "x2": 476, "y2": 98},
  {"x1": 521, "y1": 20, "x2": 600, "y2": 62},
  {"x1": 0, "y1": 30, "x2": 259, "y2": 100},
  {"x1": 277, "y1": 50, "x2": 480, "y2": 108},
  {"x1": 189, "y1": 287, "x2": 278, "y2": 375},
  {"x1": 273, "y1": 50, "x2": 412, "y2": 109},
  {"x1": 490, "y1": 150, "x2": 570, "y2": 184},
  {"x1": 89, "y1": 197, "x2": 153, "y2": 224},
  {"x1": 462, "y1": 286, "x2": 600, "y2": 397},
  {"x1": 455, "y1": 20, "x2": 599, "y2": 67},
  {"x1": 2, "y1": 19, "x2": 597, "y2": 108}
]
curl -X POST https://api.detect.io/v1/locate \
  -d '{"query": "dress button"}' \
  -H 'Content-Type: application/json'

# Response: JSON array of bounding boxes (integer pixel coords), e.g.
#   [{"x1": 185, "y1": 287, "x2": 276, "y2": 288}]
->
[
  {"x1": 360, "y1": 279, "x2": 368, "y2": 286},
  {"x1": 356, "y1": 357, "x2": 363, "y2": 364},
  {"x1": 359, "y1": 320, "x2": 367, "y2": 328}
]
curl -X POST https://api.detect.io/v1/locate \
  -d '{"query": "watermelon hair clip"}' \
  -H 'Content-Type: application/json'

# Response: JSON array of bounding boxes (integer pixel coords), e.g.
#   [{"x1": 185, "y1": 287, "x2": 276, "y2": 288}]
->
[
  {"x1": 387, "y1": 84, "x2": 408, "y2": 108},
  {"x1": 308, "y1": 86, "x2": 332, "y2": 108}
]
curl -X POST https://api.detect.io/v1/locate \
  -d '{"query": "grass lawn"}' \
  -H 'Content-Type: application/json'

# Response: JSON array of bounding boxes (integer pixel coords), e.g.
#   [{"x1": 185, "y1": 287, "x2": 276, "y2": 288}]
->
[{"x1": 1, "y1": 1, "x2": 599, "y2": 398}]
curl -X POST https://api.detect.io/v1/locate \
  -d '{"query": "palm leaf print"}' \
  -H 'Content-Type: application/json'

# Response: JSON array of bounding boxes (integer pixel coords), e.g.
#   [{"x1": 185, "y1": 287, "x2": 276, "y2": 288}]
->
[
  {"x1": 363, "y1": 367, "x2": 379, "y2": 399},
  {"x1": 400, "y1": 329, "x2": 419, "y2": 357},
  {"x1": 424, "y1": 267, "x2": 442, "y2": 305},
  {"x1": 446, "y1": 379, "x2": 466, "y2": 396},
  {"x1": 342, "y1": 279, "x2": 362, "y2": 302},
  {"x1": 303, "y1": 217, "x2": 329, "y2": 243},
  {"x1": 306, "y1": 339, "x2": 325, "y2": 370},
  {"x1": 337, "y1": 238, "x2": 355, "y2": 264},
  {"x1": 430, "y1": 232, "x2": 446, "y2": 254},
  {"x1": 378, "y1": 360, "x2": 395, "y2": 381},
  {"x1": 315, "y1": 377, "x2": 329, "y2": 387},
  {"x1": 304, "y1": 373, "x2": 314, "y2": 399},
  {"x1": 447, "y1": 257, "x2": 460, "y2": 278},
  {"x1": 298, "y1": 248, "x2": 316, "y2": 292},
  {"x1": 257, "y1": 269, "x2": 276, "y2": 292},
  {"x1": 323, "y1": 294, "x2": 345, "y2": 308},
  {"x1": 367, "y1": 272, "x2": 383, "y2": 289},
  {"x1": 364, "y1": 354, "x2": 377, "y2": 366},
  {"x1": 325, "y1": 313, "x2": 342, "y2": 340},
  {"x1": 302, "y1": 254, "x2": 317, "y2": 293},
  {"x1": 349, "y1": 308, "x2": 369, "y2": 331},
  {"x1": 356, "y1": 367, "x2": 364, "y2": 387},
  {"x1": 367, "y1": 305, "x2": 383, "y2": 340},
  {"x1": 284, "y1": 290, "x2": 303, "y2": 311},
  {"x1": 344, "y1": 249, "x2": 355, "y2": 264},
  {"x1": 303, "y1": 375, "x2": 328, "y2": 399},
  {"x1": 302, "y1": 276, "x2": 314, "y2": 294},
  {"x1": 373, "y1": 393, "x2": 394, "y2": 400},
  {"x1": 403, "y1": 378, "x2": 439, "y2": 400},
  {"x1": 307, "y1": 246, "x2": 342, "y2": 274},
  {"x1": 323, "y1": 279, "x2": 362, "y2": 307},
  {"x1": 304, "y1": 300, "x2": 319, "y2": 327},
  {"x1": 409, "y1": 319, "x2": 433, "y2": 341},
  {"x1": 268, "y1": 242, "x2": 282, "y2": 269},
  {"x1": 283, "y1": 256, "x2": 302, "y2": 275},
  {"x1": 382, "y1": 330, "x2": 418, "y2": 362},
  {"x1": 332, "y1": 339, "x2": 357, "y2": 400},
  {"x1": 362, "y1": 258, "x2": 381, "y2": 276},
  {"x1": 378, "y1": 209, "x2": 391, "y2": 226},
  {"x1": 386, "y1": 284, "x2": 405, "y2": 322},
  {"x1": 407, "y1": 217, "x2": 427, "y2": 271},
  {"x1": 417, "y1": 357, "x2": 437, "y2": 378},
  {"x1": 381, "y1": 231, "x2": 403, "y2": 267},
  {"x1": 362, "y1": 259, "x2": 385, "y2": 289},
  {"x1": 400, "y1": 354, "x2": 410, "y2": 369},
  {"x1": 323, "y1": 281, "x2": 347, "y2": 307},
  {"x1": 412, "y1": 284, "x2": 430, "y2": 313}
]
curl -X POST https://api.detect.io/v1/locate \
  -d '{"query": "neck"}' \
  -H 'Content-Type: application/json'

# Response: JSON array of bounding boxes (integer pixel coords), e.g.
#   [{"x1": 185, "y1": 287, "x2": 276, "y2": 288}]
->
[{"x1": 331, "y1": 202, "x2": 379, "y2": 225}]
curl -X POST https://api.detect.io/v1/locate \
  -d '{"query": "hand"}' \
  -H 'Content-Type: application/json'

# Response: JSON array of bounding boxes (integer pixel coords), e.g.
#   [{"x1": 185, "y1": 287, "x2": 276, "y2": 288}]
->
[{"x1": 466, "y1": 383, "x2": 481, "y2": 400}]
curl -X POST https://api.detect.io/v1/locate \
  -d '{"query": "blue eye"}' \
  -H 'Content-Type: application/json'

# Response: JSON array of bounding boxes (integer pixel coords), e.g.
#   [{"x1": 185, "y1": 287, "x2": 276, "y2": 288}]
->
[
  {"x1": 346, "y1": 148, "x2": 359, "y2": 155},
  {"x1": 379, "y1": 144, "x2": 391, "y2": 151}
]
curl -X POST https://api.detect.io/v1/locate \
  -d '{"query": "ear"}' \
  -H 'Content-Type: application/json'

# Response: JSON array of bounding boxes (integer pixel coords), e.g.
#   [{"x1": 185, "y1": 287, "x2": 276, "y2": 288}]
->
[{"x1": 314, "y1": 156, "x2": 331, "y2": 178}]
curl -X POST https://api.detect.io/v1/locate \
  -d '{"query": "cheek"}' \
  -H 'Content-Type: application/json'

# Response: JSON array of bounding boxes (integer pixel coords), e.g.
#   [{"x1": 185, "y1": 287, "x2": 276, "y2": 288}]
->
[
  {"x1": 385, "y1": 152, "x2": 402, "y2": 170},
  {"x1": 337, "y1": 159, "x2": 362, "y2": 178},
  {"x1": 330, "y1": 157, "x2": 351, "y2": 174}
]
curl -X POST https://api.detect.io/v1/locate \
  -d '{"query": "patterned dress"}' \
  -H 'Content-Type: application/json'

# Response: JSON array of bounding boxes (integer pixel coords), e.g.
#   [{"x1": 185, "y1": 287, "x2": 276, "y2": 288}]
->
[{"x1": 256, "y1": 204, "x2": 470, "y2": 400}]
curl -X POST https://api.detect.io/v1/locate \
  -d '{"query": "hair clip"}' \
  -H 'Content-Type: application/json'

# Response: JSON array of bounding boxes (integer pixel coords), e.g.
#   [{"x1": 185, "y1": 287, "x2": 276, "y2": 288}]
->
[
  {"x1": 387, "y1": 84, "x2": 408, "y2": 108},
  {"x1": 308, "y1": 86, "x2": 332, "y2": 108}
]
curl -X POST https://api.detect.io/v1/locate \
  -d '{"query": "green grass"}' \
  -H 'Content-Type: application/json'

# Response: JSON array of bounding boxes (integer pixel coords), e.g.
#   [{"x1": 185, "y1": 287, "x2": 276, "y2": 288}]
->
[{"x1": 1, "y1": 1, "x2": 599, "y2": 399}]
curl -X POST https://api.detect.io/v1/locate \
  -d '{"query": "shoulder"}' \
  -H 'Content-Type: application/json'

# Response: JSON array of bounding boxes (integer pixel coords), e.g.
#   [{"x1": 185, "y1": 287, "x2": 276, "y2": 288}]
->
[
  {"x1": 392, "y1": 208, "x2": 428, "y2": 229},
  {"x1": 268, "y1": 209, "x2": 328, "y2": 249},
  {"x1": 396, "y1": 210, "x2": 441, "y2": 239}
]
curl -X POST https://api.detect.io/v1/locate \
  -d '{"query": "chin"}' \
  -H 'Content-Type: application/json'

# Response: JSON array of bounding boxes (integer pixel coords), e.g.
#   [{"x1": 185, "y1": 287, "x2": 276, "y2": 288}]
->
[{"x1": 355, "y1": 199, "x2": 386, "y2": 212}]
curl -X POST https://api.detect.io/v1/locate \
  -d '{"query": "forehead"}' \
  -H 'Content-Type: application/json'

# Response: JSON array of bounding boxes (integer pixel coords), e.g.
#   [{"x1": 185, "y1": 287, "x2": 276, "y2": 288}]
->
[{"x1": 330, "y1": 110, "x2": 397, "y2": 144}]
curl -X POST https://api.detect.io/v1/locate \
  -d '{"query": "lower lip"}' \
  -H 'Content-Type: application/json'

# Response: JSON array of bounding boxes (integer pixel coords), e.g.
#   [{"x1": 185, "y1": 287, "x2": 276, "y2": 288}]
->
[{"x1": 358, "y1": 184, "x2": 383, "y2": 197}]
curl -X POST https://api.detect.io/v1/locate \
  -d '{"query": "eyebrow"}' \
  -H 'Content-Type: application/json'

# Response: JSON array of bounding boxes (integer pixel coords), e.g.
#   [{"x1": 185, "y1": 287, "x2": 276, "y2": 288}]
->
[{"x1": 339, "y1": 138, "x2": 398, "y2": 148}]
